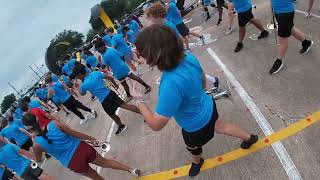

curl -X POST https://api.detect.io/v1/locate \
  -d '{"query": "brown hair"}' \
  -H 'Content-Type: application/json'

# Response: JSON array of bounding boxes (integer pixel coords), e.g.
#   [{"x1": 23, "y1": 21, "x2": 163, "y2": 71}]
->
[
  {"x1": 146, "y1": 2, "x2": 167, "y2": 18},
  {"x1": 135, "y1": 24, "x2": 184, "y2": 71}
]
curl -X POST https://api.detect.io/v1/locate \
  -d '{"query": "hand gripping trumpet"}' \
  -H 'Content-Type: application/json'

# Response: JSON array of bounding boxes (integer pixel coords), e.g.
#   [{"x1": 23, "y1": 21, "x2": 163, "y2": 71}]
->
[{"x1": 85, "y1": 140, "x2": 111, "y2": 152}]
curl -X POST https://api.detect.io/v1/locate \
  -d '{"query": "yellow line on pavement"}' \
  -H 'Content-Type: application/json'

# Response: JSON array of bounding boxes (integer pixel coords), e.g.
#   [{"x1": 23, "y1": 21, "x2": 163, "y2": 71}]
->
[{"x1": 135, "y1": 111, "x2": 320, "y2": 180}]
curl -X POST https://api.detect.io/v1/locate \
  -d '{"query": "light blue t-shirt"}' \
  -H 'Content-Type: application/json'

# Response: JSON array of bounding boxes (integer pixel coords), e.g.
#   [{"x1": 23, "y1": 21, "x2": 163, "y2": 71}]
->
[
  {"x1": 102, "y1": 48, "x2": 130, "y2": 80},
  {"x1": 156, "y1": 53, "x2": 214, "y2": 132},
  {"x1": 271, "y1": 0, "x2": 294, "y2": 14},
  {"x1": 102, "y1": 34, "x2": 112, "y2": 47},
  {"x1": 111, "y1": 34, "x2": 132, "y2": 56},
  {"x1": 85, "y1": 55, "x2": 99, "y2": 68},
  {"x1": 51, "y1": 74, "x2": 59, "y2": 82},
  {"x1": 117, "y1": 27, "x2": 123, "y2": 35},
  {"x1": 164, "y1": 20, "x2": 180, "y2": 37},
  {"x1": 35, "y1": 122, "x2": 80, "y2": 167},
  {"x1": 67, "y1": 58, "x2": 77, "y2": 70},
  {"x1": 129, "y1": 20, "x2": 140, "y2": 36},
  {"x1": 0, "y1": 143, "x2": 30, "y2": 176},
  {"x1": 80, "y1": 71, "x2": 111, "y2": 103},
  {"x1": 0, "y1": 124, "x2": 29, "y2": 147},
  {"x1": 166, "y1": 0, "x2": 183, "y2": 25},
  {"x1": 0, "y1": 166, "x2": 4, "y2": 178},
  {"x1": 229, "y1": 0, "x2": 252, "y2": 13},
  {"x1": 35, "y1": 88, "x2": 48, "y2": 101},
  {"x1": 127, "y1": 30, "x2": 136, "y2": 44},
  {"x1": 203, "y1": 0, "x2": 211, "y2": 6},
  {"x1": 29, "y1": 99, "x2": 42, "y2": 109},
  {"x1": 62, "y1": 63, "x2": 72, "y2": 76},
  {"x1": 13, "y1": 108, "x2": 23, "y2": 120},
  {"x1": 49, "y1": 82, "x2": 71, "y2": 104}
]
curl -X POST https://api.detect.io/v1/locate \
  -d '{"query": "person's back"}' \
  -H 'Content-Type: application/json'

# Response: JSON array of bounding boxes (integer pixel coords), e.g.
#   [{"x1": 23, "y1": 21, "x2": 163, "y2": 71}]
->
[
  {"x1": 29, "y1": 108, "x2": 52, "y2": 128},
  {"x1": 102, "y1": 34, "x2": 112, "y2": 46},
  {"x1": 271, "y1": 0, "x2": 294, "y2": 13},
  {"x1": 49, "y1": 82, "x2": 71, "y2": 104},
  {"x1": 166, "y1": 0, "x2": 183, "y2": 25},
  {"x1": 0, "y1": 143, "x2": 31, "y2": 177},
  {"x1": 62, "y1": 63, "x2": 72, "y2": 76},
  {"x1": 34, "y1": 121, "x2": 80, "y2": 167},
  {"x1": 67, "y1": 58, "x2": 77, "y2": 70},
  {"x1": 127, "y1": 30, "x2": 136, "y2": 44},
  {"x1": 85, "y1": 55, "x2": 99, "y2": 68},
  {"x1": 111, "y1": 33, "x2": 131, "y2": 56},
  {"x1": 80, "y1": 71, "x2": 111, "y2": 103},
  {"x1": 102, "y1": 48, "x2": 130, "y2": 80},
  {"x1": 163, "y1": 20, "x2": 181, "y2": 37},
  {"x1": 0, "y1": 124, "x2": 29, "y2": 147},
  {"x1": 29, "y1": 99, "x2": 42, "y2": 109},
  {"x1": 229, "y1": 0, "x2": 252, "y2": 13},
  {"x1": 157, "y1": 53, "x2": 213, "y2": 132},
  {"x1": 129, "y1": 20, "x2": 140, "y2": 35}
]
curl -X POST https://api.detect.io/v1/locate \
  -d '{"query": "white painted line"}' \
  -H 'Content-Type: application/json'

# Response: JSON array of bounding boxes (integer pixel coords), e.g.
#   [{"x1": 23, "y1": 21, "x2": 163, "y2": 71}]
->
[
  {"x1": 295, "y1": 9, "x2": 320, "y2": 19},
  {"x1": 206, "y1": 48, "x2": 302, "y2": 180}
]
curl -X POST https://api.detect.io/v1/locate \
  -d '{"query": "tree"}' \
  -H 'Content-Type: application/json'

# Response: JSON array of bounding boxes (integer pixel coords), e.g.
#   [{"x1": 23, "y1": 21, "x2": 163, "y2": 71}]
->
[
  {"x1": 85, "y1": 28, "x2": 101, "y2": 43},
  {"x1": 1, "y1": 94, "x2": 16, "y2": 114},
  {"x1": 45, "y1": 30, "x2": 85, "y2": 73},
  {"x1": 89, "y1": 0, "x2": 145, "y2": 31}
]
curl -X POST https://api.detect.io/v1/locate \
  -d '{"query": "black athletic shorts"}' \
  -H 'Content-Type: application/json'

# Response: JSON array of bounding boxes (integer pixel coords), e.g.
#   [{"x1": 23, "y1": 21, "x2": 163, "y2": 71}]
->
[
  {"x1": 101, "y1": 91, "x2": 124, "y2": 115},
  {"x1": 217, "y1": 0, "x2": 225, "y2": 7},
  {"x1": 21, "y1": 164, "x2": 43, "y2": 180},
  {"x1": 1, "y1": 168, "x2": 14, "y2": 180},
  {"x1": 275, "y1": 12, "x2": 294, "y2": 38},
  {"x1": 20, "y1": 138, "x2": 33, "y2": 151},
  {"x1": 238, "y1": 8, "x2": 254, "y2": 27},
  {"x1": 182, "y1": 100, "x2": 219, "y2": 149},
  {"x1": 176, "y1": 22, "x2": 190, "y2": 37}
]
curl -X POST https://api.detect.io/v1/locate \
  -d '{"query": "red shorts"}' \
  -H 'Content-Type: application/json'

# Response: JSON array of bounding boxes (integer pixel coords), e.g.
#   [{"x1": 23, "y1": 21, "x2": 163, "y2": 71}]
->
[{"x1": 68, "y1": 141, "x2": 98, "y2": 174}]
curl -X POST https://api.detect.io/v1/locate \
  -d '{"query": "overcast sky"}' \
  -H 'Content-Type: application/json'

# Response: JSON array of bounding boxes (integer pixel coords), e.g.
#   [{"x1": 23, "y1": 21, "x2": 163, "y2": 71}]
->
[{"x1": 0, "y1": 0, "x2": 100, "y2": 102}]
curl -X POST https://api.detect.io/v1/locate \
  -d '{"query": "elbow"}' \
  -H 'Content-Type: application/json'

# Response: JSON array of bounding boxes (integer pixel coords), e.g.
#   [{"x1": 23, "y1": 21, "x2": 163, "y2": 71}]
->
[{"x1": 150, "y1": 125, "x2": 163, "y2": 131}]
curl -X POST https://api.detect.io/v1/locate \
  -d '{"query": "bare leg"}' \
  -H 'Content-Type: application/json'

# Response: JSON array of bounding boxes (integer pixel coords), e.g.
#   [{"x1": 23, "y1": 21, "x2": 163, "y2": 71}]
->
[
  {"x1": 39, "y1": 172, "x2": 53, "y2": 180},
  {"x1": 121, "y1": 80, "x2": 132, "y2": 98},
  {"x1": 239, "y1": 26, "x2": 246, "y2": 43},
  {"x1": 128, "y1": 73, "x2": 150, "y2": 89},
  {"x1": 120, "y1": 103, "x2": 141, "y2": 114},
  {"x1": 278, "y1": 37, "x2": 289, "y2": 60},
  {"x1": 291, "y1": 27, "x2": 305, "y2": 42},
  {"x1": 93, "y1": 154, "x2": 131, "y2": 171},
  {"x1": 214, "y1": 118, "x2": 251, "y2": 141},
  {"x1": 83, "y1": 167, "x2": 104, "y2": 180},
  {"x1": 250, "y1": 18, "x2": 265, "y2": 32},
  {"x1": 184, "y1": 37, "x2": 190, "y2": 49},
  {"x1": 109, "y1": 114, "x2": 124, "y2": 126},
  {"x1": 307, "y1": 0, "x2": 315, "y2": 13},
  {"x1": 227, "y1": 3, "x2": 235, "y2": 28},
  {"x1": 189, "y1": 31, "x2": 201, "y2": 38},
  {"x1": 191, "y1": 154, "x2": 201, "y2": 164}
]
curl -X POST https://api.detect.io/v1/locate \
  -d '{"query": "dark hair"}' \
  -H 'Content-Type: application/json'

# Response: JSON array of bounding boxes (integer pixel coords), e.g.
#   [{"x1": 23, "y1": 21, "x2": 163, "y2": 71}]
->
[
  {"x1": 23, "y1": 96, "x2": 31, "y2": 103},
  {"x1": 1, "y1": 119, "x2": 8, "y2": 129},
  {"x1": 73, "y1": 63, "x2": 87, "y2": 77},
  {"x1": 95, "y1": 40, "x2": 106, "y2": 49},
  {"x1": 23, "y1": 113, "x2": 52, "y2": 144},
  {"x1": 83, "y1": 49, "x2": 93, "y2": 56},
  {"x1": 135, "y1": 24, "x2": 184, "y2": 71},
  {"x1": 122, "y1": 26, "x2": 130, "y2": 32},
  {"x1": 64, "y1": 54, "x2": 71, "y2": 61},
  {"x1": 45, "y1": 75, "x2": 53, "y2": 84},
  {"x1": 147, "y1": 2, "x2": 167, "y2": 18},
  {"x1": 107, "y1": 27, "x2": 115, "y2": 34},
  {"x1": 20, "y1": 101, "x2": 29, "y2": 112}
]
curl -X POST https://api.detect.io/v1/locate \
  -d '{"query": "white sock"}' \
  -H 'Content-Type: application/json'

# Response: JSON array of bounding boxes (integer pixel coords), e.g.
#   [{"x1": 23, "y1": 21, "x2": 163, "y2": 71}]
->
[{"x1": 205, "y1": 74, "x2": 216, "y2": 84}]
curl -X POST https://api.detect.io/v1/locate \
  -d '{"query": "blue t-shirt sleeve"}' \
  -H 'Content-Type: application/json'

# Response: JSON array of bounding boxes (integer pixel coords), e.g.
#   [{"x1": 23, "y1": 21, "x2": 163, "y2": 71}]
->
[
  {"x1": 111, "y1": 38, "x2": 117, "y2": 47},
  {"x1": 156, "y1": 81, "x2": 182, "y2": 118}
]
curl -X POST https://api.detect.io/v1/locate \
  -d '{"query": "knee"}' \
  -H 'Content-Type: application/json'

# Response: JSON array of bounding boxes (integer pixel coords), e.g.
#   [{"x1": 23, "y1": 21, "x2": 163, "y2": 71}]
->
[
  {"x1": 187, "y1": 146, "x2": 203, "y2": 155},
  {"x1": 214, "y1": 120, "x2": 225, "y2": 133}
]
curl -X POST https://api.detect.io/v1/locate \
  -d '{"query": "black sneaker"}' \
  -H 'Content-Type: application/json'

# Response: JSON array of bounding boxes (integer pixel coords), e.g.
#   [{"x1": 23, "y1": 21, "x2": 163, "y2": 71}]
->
[
  {"x1": 211, "y1": 3, "x2": 216, "y2": 8},
  {"x1": 269, "y1": 59, "x2": 283, "y2": 74},
  {"x1": 189, "y1": 158, "x2": 204, "y2": 177},
  {"x1": 200, "y1": 35, "x2": 205, "y2": 45},
  {"x1": 115, "y1": 125, "x2": 127, "y2": 135},
  {"x1": 213, "y1": 77, "x2": 219, "y2": 90},
  {"x1": 205, "y1": 15, "x2": 211, "y2": 21},
  {"x1": 217, "y1": 19, "x2": 222, "y2": 26},
  {"x1": 234, "y1": 42, "x2": 243, "y2": 53},
  {"x1": 144, "y1": 86, "x2": 152, "y2": 94},
  {"x1": 240, "y1": 135, "x2": 258, "y2": 149},
  {"x1": 300, "y1": 40, "x2": 313, "y2": 54},
  {"x1": 45, "y1": 153, "x2": 51, "y2": 159},
  {"x1": 258, "y1": 30, "x2": 269, "y2": 39}
]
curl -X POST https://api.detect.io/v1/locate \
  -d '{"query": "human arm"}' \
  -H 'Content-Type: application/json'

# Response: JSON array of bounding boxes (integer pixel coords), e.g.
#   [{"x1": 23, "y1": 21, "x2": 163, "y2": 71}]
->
[
  {"x1": 55, "y1": 120, "x2": 96, "y2": 141},
  {"x1": 104, "y1": 73, "x2": 119, "y2": 89},
  {"x1": 19, "y1": 127, "x2": 35, "y2": 139}
]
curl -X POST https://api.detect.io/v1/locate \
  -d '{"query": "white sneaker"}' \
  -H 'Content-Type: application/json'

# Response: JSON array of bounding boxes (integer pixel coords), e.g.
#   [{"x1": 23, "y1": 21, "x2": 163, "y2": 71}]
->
[
  {"x1": 130, "y1": 168, "x2": 141, "y2": 177},
  {"x1": 305, "y1": 12, "x2": 311, "y2": 18},
  {"x1": 225, "y1": 28, "x2": 233, "y2": 35},
  {"x1": 91, "y1": 110, "x2": 97, "y2": 119},
  {"x1": 80, "y1": 118, "x2": 89, "y2": 125}
]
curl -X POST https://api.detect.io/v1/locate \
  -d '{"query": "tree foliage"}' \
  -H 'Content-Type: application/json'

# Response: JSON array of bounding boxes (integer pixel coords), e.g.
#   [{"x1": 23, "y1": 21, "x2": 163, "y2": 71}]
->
[
  {"x1": 1, "y1": 94, "x2": 16, "y2": 114},
  {"x1": 89, "y1": 0, "x2": 145, "y2": 31},
  {"x1": 45, "y1": 30, "x2": 85, "y2": 73}
]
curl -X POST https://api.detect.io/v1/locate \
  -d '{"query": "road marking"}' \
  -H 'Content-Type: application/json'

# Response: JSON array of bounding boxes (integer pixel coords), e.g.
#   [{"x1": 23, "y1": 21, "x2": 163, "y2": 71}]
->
[
  {"x1": 206, "y1": 48, "x2": 302, "y2": 180},
  {"x1": 295, "y1": 9, "x2": 320, "y2": 19},
  {"x1": 136, "y1": 111, "x2": 320, "y2": 180}
]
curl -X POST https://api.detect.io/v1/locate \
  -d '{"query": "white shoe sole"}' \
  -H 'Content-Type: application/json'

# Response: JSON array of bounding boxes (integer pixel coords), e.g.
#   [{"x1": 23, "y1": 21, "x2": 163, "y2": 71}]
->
[
  {"x1": 115, "y1": 126, "x2": 127, "y2": 136},
  {"x1": 302, "y1": 41, "x2": 314, "y2": 54},
  {"x1": 271, "y1": 63, "x2": 284, "y2": 74}
]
